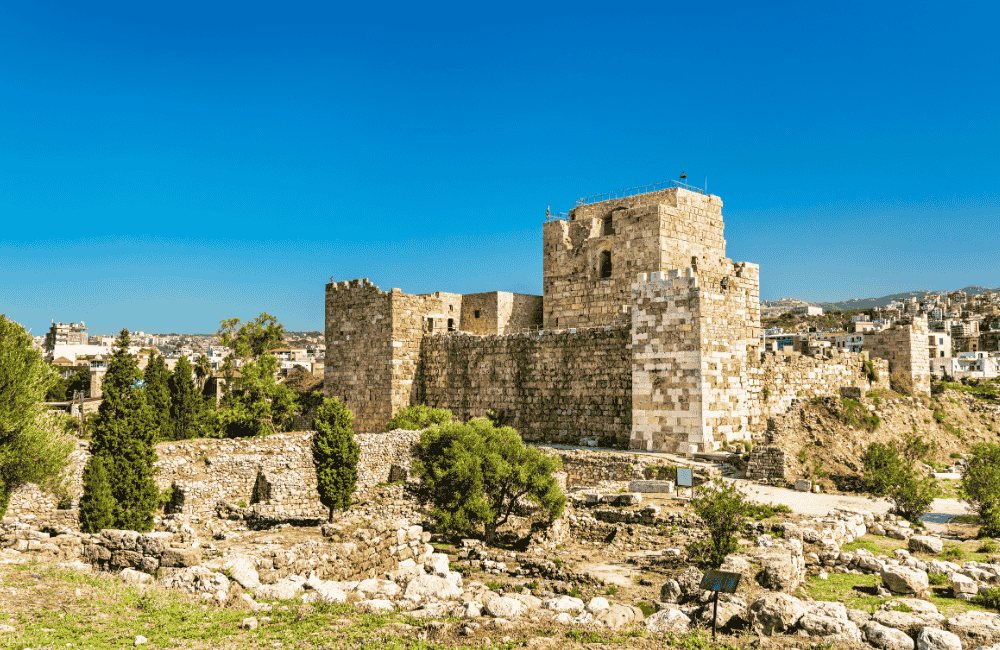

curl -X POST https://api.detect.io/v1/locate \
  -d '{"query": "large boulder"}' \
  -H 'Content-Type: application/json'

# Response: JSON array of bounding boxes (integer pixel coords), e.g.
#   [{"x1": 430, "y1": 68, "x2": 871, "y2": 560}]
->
[
  {"x1": 756, "y1": 546, "x2": 805, "y2": 592},
  {"x1": 222, "y1": 556, "x2": 260, "y2": 590},
  {"x1": 874, "y1": 610, "x2": 946, "y2": 636},
  {"x1": 748, "y1": 593, "x2": 805, "y2": 635},
  {"x1": 909, "y1": 536, "x2": 945, "y2": 555},
  {"x1": 917, "y1": 627, "x2": 963, "y2": 650},
  {"x1": 882, "y1": 566, "x2": 930, "y2": 595},
  {"x1": 864, "y1": 620, "x2": 916, "y2": 650},
  {"x1": 947, "y1": 610, "x2": 1000, "y2": 645},
  {"x1": 595, "y1": 604, "x2": 643, "y2": 630},
  {"x1": 797, "y1": 601, "x2": 861, "y2": 642},
  {"x1": 404, "y1": 574, "x2": 463, "y2": 602},
  {"x1": 160, "y1": 546, "x2": 202, "y2": 568},
  {"x1": 694, "y1": 595, "x2": 747, "y2": 632},
  {"x1": 950, "y1": 573, "x2": 979, "y2": 599},
  {"x1": 484, "y1": 595, "x2": 526, "y2": 619},
  {"x1": 254, "y1": 577, "x2": 304, "y2": 601},
  {"x1": 544, "y1": 596, "x2": 585, "y2": 613},
  {"x1": 644, "y1": 607, "x2": 690, "y2": 633}
]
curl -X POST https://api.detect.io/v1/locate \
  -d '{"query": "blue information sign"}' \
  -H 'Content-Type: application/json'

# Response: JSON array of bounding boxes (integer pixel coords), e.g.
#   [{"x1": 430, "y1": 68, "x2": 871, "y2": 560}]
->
[{"x1": 676, "y1": 467, "x2": 694, "y2": 488}]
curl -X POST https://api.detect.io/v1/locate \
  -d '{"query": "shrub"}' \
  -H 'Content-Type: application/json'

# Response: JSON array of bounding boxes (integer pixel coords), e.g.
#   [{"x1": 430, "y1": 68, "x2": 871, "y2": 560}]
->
[
  {"x1": 636, "y1": 601, "x2": 657, "y2": 617},
  {"x1": 385, "y1": 405, "x2": 453, "y2": 431},
  {"x1": 744, "y1": 502, "x2": 792, "y2": 520},
  {"x1": 838, "y1": 397, "x2": 881, "y2": 432},
  {"x1": 975, "y1": 587, "x2": 1000, "y2": 611},
  {"x1": 928, "y1": 571, "x2": 949, "y2": 586},
  {"x1": 413, "y1": 417, "x2": 565, "y2": 544},
  {"x1": 963, "y1": 443, "x2": 1000, "y2": 538},
  {"x1": 978, "y1": 539, "x2": 1000, "y2": 554},
  {"x1": 312, "y1": 397, "x2": 360, "y2": 521},
  {"x1": 686, "y1": 480, "x2": 750, "y2": 569},
  {"x1": 78, "y1": 455, "x2": 115, "y2": 533},
  {"x1": 864, "y1": 358, "x2": 880, "y2": 383},
  {"x1": 940, "y1": 544, "x2": 966, "y2": 561},
  {"x1": 861, "y1": 438, "x2": 936, "y2": 523}
]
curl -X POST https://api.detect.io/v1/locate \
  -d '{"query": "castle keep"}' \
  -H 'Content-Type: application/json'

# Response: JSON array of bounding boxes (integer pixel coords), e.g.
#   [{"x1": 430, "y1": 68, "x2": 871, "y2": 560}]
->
[{"x1": 326, "y1": 183, "x2": 900, "y2": 454}]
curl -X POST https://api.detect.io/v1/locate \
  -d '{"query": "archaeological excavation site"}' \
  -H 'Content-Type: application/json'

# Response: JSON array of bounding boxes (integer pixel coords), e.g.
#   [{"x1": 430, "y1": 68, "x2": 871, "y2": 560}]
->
[{"x1": 4, "y1": 184, "x2": 1000, "y2": 650}]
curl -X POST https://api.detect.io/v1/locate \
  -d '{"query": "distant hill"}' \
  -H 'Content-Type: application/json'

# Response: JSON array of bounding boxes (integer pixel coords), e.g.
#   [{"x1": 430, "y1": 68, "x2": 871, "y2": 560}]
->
[{"x1": 815, "y1": 286, "x2": 996, "y2": 312}]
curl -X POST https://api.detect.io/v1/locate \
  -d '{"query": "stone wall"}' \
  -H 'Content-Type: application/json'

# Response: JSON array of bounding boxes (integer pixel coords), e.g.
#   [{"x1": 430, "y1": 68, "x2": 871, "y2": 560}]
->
[
  {"x1": 156, "y1": 431, "x2": 421, "y2": 521},
  {"x1": 418, "y1": 326, "x2": 632, "y2": 446},
  {"x1": 4, "y1": 431, "x2": 421, "y2": 530},
  {"x1": 459, "y1": 292, "x2": 543, "y2": 336},
  {"x1": 746, "y1": 446, "x2": 787, "y2": 482},
  {"x1": 748, "y1": 350, "x2": 890, "y2": 431},
  {"x1": 864, "y1": 317, "x2": 932, "y2": 397},
  {"x1": 2, "y1": 441, "x2": 88, "y2": 529}
]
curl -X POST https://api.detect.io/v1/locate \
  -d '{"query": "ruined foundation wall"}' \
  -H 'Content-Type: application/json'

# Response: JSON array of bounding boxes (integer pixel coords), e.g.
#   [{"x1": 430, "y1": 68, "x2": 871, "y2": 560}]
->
[
  {"x1": 748, "y1": 351, "x2": 890, "y2": 432},
  {"x1": 4, "y1": 431, "x2": 422, "y2": 529},
  {"x1": 419, "y1": 326, "x2": 632, "y2": 446}
]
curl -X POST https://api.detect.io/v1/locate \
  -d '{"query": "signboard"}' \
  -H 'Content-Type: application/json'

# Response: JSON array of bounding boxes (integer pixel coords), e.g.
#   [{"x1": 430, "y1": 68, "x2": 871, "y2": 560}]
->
[
  {"x1": 700, "y1": 569, "x2": 741, "y2": 639},
  {"x1": 676, "y1": 467, "x2": 694, "y2": 488},
  {"x1": 700, "y1": 569, "x2": 741, "y2": 594}
]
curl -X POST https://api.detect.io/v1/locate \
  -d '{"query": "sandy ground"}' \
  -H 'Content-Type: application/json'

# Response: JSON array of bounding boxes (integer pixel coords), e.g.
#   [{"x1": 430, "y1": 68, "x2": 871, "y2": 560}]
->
[{"x1": 729, "y1": 478, "x2": 970, "y2": 525}]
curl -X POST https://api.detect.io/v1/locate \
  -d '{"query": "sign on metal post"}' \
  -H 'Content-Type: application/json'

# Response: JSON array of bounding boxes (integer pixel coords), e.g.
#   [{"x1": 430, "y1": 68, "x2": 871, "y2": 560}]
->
[
  {"x1": 676, "y1": 467, "x2": 694, "y2": 499},
  {"x1": 699, "y1": 569, "x2": 741, "y2": 639}
]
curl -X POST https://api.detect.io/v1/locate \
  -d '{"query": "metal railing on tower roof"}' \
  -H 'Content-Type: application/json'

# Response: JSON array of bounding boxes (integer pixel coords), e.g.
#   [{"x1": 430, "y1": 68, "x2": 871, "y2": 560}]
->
[{"x1": 574, "y1": 178, "x2": 707, "y2": 207}]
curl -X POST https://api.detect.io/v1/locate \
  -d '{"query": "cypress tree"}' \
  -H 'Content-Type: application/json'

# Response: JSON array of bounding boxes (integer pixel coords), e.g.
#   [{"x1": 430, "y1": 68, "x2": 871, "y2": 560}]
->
[
  {"x1": 143, "y1": 351, "x2": 171, "y2": 441},
  {"x1": 85, "y1": 329, "x2": 159, "y2": 532},
  {"x1": 168, "y1": 356, "x2": 203, "y2": 440},
  {"x1": 78, "y1": 455, "x2": 114, "y2": 533},
  {"x1": 312, "y1": 397, "x2": 359, "y2": 521}
]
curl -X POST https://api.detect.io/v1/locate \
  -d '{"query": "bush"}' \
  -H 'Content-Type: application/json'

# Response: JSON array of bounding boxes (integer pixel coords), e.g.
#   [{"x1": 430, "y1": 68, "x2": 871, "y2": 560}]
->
[
  {"x1": 838, "y1": 397, "x2": 881, "y2": 432},
  {"x1": 312, "y1": 398, "x2": 360, "y2": 521},
  {"x1": 78, "y1": 455, "x2": 115, "y2": 533},
  {"x1": 745, "y1": 502, "x2": 792, "y2": 521},
  {"x1": 975, "y1": 587, "x2": 1000, "y2": 611},
  {"x1": 928, "y1": 571, "x2": 949, "y2": 586},
  {"x1": 861, "y1": 438, "x2": 936, "y2": 523},
  {"x1": 962, "y1": 443, "x2": 1000, "y2": 538},
  {"x1": 978, "y1": 539, "x2": 1000, "y2": 554},
  {"x1": 686, "y1": 480, "x2": 750, "y2": 569},
  {"x1": 385, "y1": 405, "x2": 453, "y2": 431},
  {"x1": 413, "y1": 417, "x2": 565, "y2": 544}
]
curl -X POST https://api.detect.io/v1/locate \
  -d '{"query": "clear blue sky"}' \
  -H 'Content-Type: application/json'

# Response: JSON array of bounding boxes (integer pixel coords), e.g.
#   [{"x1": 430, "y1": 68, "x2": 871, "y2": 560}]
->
[{"x1": 2, "y1": 1, "x2": 998, "y2": 334}]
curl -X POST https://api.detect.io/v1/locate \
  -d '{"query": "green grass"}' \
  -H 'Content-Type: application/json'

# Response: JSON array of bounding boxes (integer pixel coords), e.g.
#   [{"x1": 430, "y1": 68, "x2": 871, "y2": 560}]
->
[
  {"x1": 840, "y1": 535, "x2": 907, "y2": 555},
  {"x1": 802, "y1": 573, "x2": 885, "y2": 612},
  {"x1": 0, "y1": 563, "x2": 489, "y2": 650}
]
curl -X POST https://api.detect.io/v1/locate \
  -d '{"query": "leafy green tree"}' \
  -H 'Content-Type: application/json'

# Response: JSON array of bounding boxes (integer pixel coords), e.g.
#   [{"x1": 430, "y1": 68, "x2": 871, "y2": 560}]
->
[
  {"x1": 413, "y1": 418, "x2": 565, "y2": 544},
  {"x1": 82, "y1": 329, "x2": 159, "y2": 532},
  {"x1": 963, "y1": 443, "x2": 1000, "y2": 538},
  {"x1": 0, "y1": 316, "x2": 74, "y2": 518},
  {"x1": 143, "y1": 352, "x2": 171, "y2": 440},
  {"x1": 862, "y1": 437, "x2": 937, "y2": 523},
  {"x1": 45, "y1": 366, "x2": 91, "y2": 402},
  {"x1": 216, "y1": 314, "x2": 298, "y2": 437},
  {"x1": 194, "y1": 354, "x2": 212, "y2": 391},
  {"x1": 686, "y1": 480, "x2": 749, "y2": 569},
  {"x1": 312, "y1": 397, "x2": 360, "y2": 520},
  {"x1": 167, "y1": 356, "x2": 207, "y2": 440},
  {"x1": 386, "y1": 404, "x2": 453, "y2": 431},
  {"x1": 78, "y1": 455, "x2": 114, "y2": 533}
]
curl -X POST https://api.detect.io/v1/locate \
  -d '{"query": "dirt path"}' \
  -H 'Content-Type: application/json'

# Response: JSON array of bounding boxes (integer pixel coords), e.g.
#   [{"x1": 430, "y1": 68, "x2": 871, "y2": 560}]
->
[{"x1": 728, "y1": 478, "x2": 970, "y2": 524}]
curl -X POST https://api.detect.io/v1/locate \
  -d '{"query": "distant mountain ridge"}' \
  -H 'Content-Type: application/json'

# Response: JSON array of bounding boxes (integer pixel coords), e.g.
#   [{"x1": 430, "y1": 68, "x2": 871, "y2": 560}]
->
[
  {"x1": 812, "y1": 286, "x2": 996, "y2": 312},
  {"x1": 764, "y1": 286, "x2": 998, "y2": 313}
]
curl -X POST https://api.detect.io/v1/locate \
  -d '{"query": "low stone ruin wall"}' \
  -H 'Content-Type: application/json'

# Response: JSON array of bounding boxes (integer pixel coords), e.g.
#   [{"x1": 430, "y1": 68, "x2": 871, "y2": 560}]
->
[
  {"x1": 748, "y1": 350, "x2": 889, "y2": 432},
  {"x1": 547, "y1": 447, "x2": 698, "y2": 488},
  {"x1": 2, "y1": 430, "x2": 421, "y2": 530}
]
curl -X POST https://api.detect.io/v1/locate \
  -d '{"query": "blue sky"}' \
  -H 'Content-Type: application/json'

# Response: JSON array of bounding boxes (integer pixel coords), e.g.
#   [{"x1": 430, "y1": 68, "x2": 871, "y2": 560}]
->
[{"x1": 2, "y1": 1, "x2": 998, "y2": 334}]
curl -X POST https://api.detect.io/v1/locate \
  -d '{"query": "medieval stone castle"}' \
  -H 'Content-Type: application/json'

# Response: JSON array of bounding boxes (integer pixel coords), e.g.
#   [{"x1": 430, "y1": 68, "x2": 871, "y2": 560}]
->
[{"x1": 325, "y1": 183, "x2": 928, "y2": 454}]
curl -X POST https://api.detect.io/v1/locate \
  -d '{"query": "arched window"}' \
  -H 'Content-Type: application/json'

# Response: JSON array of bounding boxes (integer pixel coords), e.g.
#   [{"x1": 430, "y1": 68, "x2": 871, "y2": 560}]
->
[{"x1": 598, "y1": 250, "x2": 612, "y2": 279}]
